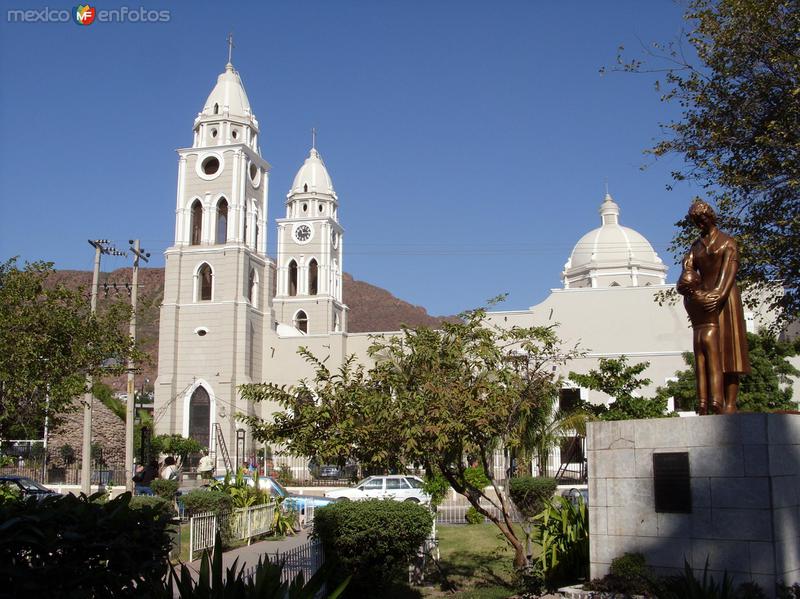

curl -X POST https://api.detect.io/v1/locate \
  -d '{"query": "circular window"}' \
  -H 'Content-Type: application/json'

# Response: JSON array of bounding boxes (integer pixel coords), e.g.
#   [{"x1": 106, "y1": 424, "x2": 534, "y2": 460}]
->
[
  {"x1": 211, "y1": 128, "x2": 218, "y2": 138},
  {"x1": 194, "y1": 326, "x2": 209, "y2": 337},
  {"x1": 202, "y1": 157, "x2": 219, "y2": 175},
  {"x1": 196, "y1": 153, "x2": 224, "y2": 180}
]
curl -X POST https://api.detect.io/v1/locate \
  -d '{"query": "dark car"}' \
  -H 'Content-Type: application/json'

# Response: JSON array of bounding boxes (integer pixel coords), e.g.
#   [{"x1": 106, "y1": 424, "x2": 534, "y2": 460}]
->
[{"x1": 0, "y1": 475, "x2": 60, "y2": 500}]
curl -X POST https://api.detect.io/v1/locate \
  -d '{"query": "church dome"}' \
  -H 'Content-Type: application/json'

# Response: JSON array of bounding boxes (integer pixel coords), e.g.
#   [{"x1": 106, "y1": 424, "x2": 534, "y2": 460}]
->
[
  {"x1": 290, "y1": 148, "x2": 335, "y2": 196},
  {"x1": 562, "y1": 194, "x2": 668, "y2": 289},
  {"x1": 201, "y1": 63, "x2": 253, "y2": 120}
]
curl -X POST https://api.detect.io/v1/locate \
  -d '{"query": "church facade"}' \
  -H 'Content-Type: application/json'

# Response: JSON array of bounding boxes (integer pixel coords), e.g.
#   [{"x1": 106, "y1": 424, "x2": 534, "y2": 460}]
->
[{"x1": 153, "y1": 61, "x2": 770, "y2": 468}]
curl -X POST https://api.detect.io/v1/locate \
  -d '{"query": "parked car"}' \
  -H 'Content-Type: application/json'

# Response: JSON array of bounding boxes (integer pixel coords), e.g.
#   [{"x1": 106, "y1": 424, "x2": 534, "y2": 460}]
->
[
  {"x1": 0, "y1": 475, "x2": 60, "y2": 500},
  {"x1": 211, "y1": 475, "x2": 338, "y2": 512},
  {"x1": 324, "y1": 475, "x2": 430, "y2": 504}
]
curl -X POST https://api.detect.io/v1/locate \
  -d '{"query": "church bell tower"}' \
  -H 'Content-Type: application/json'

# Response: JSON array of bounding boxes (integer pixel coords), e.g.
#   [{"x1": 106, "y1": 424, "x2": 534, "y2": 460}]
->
[
  {"x1": 154, "y1": 51, "x2": 272, "y2": 456},
  {"x1": 273, "y1": 136, "x2": 347, "y2": 335}
]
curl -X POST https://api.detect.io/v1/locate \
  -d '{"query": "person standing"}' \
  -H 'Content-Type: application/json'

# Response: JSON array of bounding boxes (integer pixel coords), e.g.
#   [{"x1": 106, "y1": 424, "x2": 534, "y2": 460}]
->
[
  {"x1": 161, "y1": 456, "x2": 178, "y2": 481},
  {"x1": 197, "y1": 450, "x2": 214, "y2": 480}
]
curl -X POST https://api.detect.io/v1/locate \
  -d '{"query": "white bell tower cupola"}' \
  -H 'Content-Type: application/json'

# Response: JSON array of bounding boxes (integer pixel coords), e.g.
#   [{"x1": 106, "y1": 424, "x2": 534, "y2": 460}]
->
[{"x1": 273, "y1": 136, "x2": 347, "y2": 336}]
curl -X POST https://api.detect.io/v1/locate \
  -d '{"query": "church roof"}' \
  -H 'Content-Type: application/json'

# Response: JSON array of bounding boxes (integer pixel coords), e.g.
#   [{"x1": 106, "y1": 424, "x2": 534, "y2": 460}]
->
[
  {"x1": 201, "y1": 62, "x2": 253, "y2": 120},
  {"x1": 562, "y1": 193, "x2": 667, "y2": 288},
  {"x1": 290, "y1": 147, "x2": 335, "y2": 196}
]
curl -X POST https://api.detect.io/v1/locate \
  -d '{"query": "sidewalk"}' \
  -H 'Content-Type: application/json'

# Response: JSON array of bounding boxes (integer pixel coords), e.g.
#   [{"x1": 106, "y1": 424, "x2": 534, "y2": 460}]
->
[{"x1": 188, "y1": 528, "x2": 313, "y2": 572}]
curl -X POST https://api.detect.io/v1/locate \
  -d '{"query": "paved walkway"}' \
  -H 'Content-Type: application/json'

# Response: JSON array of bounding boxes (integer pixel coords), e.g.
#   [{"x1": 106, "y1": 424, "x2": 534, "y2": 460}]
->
[{"x1": 188, "y1": 528, "x2": 313, "y2": 573}]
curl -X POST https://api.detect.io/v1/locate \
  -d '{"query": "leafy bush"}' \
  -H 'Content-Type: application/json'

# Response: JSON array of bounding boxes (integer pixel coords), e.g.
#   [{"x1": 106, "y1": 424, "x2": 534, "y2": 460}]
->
[
  {"x1": 313, "y1": 499, "x2": 432, "y2": 595},
  {"x1": 0, "y1": 482, "x2": 21, "y2": 505},
  {"x1": 508, "y1": 476, "x2": 557, "y2": 518},
  {"x1": 535, "y1": 495, "x2": 589, "y2": 588},
  {"x1": 422, "y1": 472, "x2": 449, "y2": 508},
  {"x1": 464, "y1": 466, "x2": 491, "y2": 489},
  {"x1": 151, "y1": 478, "x2": 178, "y2": 500},
  {"x1": 276, "y1": 464, "x2": 294, "y2": 486},
  {"x1": 159, "y1": 532, "x2": 349, "y2": 598},
  {"x1": 180, "y1": 489, "x2": 233, "y2": 516},
  {"x1": 0, "y1": 491, "x2": 173, "y2": 596},
  {"x1": 130, "y1": 495, "x2": 175, "y2": 518},
  {"x1": 589, "y1": 552, "x2": 654, "y2": 596},
  {"x1": 465, "y1": 505, "x2": 484, "y2": 524}
]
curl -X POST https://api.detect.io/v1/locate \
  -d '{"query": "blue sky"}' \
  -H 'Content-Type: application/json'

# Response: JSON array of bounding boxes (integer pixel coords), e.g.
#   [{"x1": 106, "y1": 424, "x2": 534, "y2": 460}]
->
[{"x1": 0, "y1": 0, "x2": 699, "y2": 316}]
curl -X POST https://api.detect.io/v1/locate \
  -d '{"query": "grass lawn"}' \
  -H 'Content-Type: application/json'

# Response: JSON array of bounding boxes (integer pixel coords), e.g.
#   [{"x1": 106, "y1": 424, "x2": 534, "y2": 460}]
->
[{"x1": 419, "y1": 522, "x2": 535, "y2": 598}]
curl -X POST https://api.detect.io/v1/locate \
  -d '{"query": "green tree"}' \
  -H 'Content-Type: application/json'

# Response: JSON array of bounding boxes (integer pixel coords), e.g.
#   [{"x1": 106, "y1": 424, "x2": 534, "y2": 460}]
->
[
  {"x1": 151, "y1": 434, "x2": 202, "y2": 468},
  {"x1": 610, "y1": 0, "x2": 800, "y2": 323},
  {"x1": 0, "y1": 259, "x2": 139, "y2": 439},
  {"x1": 569, "y1": 356, "x2": 669, "y2": 420},
  {"x1": 240, "y1": 304, "x2": 581, "y2": 570},
  {"x1": 657, "y1": 332, "x2": 800, "y2": 412}
]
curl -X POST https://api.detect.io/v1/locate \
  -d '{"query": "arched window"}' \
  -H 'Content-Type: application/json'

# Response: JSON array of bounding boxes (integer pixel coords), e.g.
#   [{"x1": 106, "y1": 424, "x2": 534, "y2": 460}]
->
[
  {"x1": 198, "y1": 263, "x2": 213, "y2": 301},
  {"x1": 216, "y1": 198, "x2": 228, "y2": 244},
  {"x1": 308, "y1": 259, "x2": 318, "y2": 296},
  {"x1": 190, "y1": 200, "x2": 203, "y2": 245},
  {"x1": 248, "y1": 268, "x2": 258, "y2": 306},
  {"x1": 295, "y1": 310, "x2": 308, "y2": 334},
  {"x1": 288, "y1": 260, "x2": 298, "y2": 296},
  {"x1": 303, "y1": 183, "x2": 308, "y2": 193},
  {"x1": 188, "y1": 386, "x2": 210, "y2": 449},
  {"x1": 213, "y1": 103, "x2": 219, "y2": 114}
]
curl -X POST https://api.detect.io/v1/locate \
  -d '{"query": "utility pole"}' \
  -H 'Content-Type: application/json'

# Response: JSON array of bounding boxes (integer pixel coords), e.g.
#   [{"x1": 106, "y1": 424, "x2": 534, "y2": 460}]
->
[
  {"x1": 125, "y1": 240, "x2": 149, "y2": 493},
  {"x1": 82, "y1": 240, "x2": 125, "y2": 495}
]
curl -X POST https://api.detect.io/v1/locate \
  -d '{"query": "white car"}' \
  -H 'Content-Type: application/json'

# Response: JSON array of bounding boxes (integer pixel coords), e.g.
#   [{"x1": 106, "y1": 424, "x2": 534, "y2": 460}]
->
[{"x1": 325, "y1": 475, "x2": 430, "y2": 504}]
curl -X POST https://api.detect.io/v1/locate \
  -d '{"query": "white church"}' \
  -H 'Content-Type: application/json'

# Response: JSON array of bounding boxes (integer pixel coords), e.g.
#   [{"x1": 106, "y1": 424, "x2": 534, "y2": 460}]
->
[{"x1": 153, "y1": 59, "x2": 769, "y2": 472}]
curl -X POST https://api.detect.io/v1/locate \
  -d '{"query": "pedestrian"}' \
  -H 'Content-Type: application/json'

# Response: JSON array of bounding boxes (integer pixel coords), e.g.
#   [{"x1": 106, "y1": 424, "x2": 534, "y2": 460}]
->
[
  {"x1": 161, "y1": 456, "x2": 178, "y2": 481},
  {"x1": 134, "y1": 460, "x2": 158, "y2": 495},
  {"x1": 198, "y1": 450, "x2": 214, "y2": 480}
]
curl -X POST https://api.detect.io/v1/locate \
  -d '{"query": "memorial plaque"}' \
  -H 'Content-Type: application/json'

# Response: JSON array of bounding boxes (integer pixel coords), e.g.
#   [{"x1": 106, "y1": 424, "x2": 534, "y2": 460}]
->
[{"x1": 653, "y1": 452, "x2": 691, "y2": 513}]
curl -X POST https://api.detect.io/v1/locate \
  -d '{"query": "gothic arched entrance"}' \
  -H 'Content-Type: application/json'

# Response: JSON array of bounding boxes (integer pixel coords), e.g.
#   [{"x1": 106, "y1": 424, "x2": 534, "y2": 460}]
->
[{"x1": 188, "y1": 386, "x2": 211, "y2": 449}]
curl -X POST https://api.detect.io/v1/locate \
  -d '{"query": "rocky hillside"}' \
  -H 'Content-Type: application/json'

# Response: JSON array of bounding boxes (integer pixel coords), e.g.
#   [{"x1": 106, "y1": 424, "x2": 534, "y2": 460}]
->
[{"x1": 50, "y1": 267, "x2": 452, "y2": 390}]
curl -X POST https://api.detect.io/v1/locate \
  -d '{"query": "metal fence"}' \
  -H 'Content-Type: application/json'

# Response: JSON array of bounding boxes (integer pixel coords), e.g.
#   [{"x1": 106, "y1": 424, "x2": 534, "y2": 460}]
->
[
  {"x1": 434, "y1": 488, "x2": 525, "y2": 525},
  {"x1": 0, "y1": 462, "x2": 127, "y2": 486},
  {"x1": 188, "y1": 503, "x2": 276, "y2": 561},
  {"x1": 245, "y1": 538, "x2": 325, "y2": 586}
]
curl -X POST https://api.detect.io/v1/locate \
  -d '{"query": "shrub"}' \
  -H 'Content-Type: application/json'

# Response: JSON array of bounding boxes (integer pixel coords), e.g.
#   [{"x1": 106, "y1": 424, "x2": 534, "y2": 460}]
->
[
  {"x1": 130, "y1": 495, "x2": 175, "y2": 518},
  {"x1": 313, "y1": 499, "x2": 432, "y2": 595},
  {"x1": 0, "y1": 491, "x2": 173, "y2": 596},
  {"x1": 508, "y1": 476, "x2": 557, "y2": 518},
  {"x1": 180, "y1": 489, "x2": 233, "y2": 516},
  {"x1": 535, "y1": 495, "x2": 589, "y2": 588},
  {"x1": 588, "y1": 552, "x2": 654, "y2": 596},
  {"x1": 465, "y1": 505, "x2": 484, "y2": 524},
  {"x1": 464, "y1": 466, "x2": 491, "y2": 489},
  {"x1": 422, "y1": 472, "x2": 449, "y2": 508},
  {"x1": 658, "y1": 558, "x2": 736, "y2": 599},
  {"x1": 151, "y1": 478, "x2": 178, "y2": 500}
]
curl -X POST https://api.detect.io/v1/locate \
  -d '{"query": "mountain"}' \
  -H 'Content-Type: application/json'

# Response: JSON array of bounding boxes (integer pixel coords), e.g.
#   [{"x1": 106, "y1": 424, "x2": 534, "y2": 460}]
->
[{"x1": 49, "y1": 267, "x2": 452, "y2": 391}]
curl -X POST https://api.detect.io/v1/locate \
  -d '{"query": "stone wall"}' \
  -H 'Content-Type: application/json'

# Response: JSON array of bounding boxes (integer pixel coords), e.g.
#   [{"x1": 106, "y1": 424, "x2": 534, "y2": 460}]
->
[
  {"x1": 588, "y1": 414, "x2": 800, "y2": 597},
  {"x1": 48, "y1": 400, "x2": 126, "y2": 465}
]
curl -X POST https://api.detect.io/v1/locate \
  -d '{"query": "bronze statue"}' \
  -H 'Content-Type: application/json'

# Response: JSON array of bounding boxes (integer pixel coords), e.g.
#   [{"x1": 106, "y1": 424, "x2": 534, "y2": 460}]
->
[{"x1": 677, "y1": 200, "x2": 750, "y2": 415}]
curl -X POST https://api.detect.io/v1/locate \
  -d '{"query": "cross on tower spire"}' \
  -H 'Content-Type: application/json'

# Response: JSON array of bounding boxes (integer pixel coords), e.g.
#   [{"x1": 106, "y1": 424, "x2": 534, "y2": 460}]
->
[
  {"x1": 311, "y1": 127, "x2": 317, "y2": 149},
  {"x1": 226, "y1": 32, "x2": 235, "y2": 65}
]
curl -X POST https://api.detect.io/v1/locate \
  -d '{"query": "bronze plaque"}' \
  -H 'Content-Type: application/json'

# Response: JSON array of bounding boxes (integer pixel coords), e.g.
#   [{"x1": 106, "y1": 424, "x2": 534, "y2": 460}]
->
[{"x1": 653, "y1": 452, "x2": 691, "y2": 513}]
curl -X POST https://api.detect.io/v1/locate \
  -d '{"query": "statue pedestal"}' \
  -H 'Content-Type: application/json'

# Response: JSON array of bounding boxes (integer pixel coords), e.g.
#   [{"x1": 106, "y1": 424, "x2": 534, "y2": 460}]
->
[{"x1": 587, "y1": 414, "x2": 800, "y2": 597}]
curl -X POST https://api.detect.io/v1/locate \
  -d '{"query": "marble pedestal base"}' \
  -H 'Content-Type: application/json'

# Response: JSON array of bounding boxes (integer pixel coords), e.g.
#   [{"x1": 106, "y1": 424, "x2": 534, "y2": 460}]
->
[{"x1": 587, "y1": 414, "x2": 800, "y2": 597}]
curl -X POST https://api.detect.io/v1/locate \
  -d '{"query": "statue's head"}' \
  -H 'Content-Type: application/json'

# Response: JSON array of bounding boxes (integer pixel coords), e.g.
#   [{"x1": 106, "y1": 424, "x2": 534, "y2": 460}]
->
[{"x1": 688, "y1": 200, "x2": 717, "y2": 229}]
